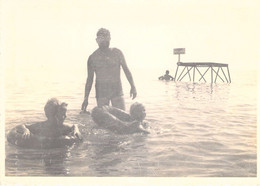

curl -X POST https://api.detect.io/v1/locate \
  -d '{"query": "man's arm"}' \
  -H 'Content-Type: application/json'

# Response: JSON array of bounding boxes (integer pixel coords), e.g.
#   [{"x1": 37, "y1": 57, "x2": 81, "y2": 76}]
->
[
  {"x1": 116, "y1": 49, "x2": 137, "y2": 99},
  {"x1": 72, "y1": 124, "x2": 82, "y2": 139},
  {"x1": 105, "y1": 106, "x2": 133, "y2": 122},
  {"x1": 158, "y1": 76, "x2": 164, "y2": 80},
  {"x1": 15, "y1": 124, "x2": 31, "y2": 138},
  {"x1": 81, "y1": 56, "x2": 94, "y2": 111},
  {"x1": 63, "y1": 124, "x2": 82, "y2": 139}
]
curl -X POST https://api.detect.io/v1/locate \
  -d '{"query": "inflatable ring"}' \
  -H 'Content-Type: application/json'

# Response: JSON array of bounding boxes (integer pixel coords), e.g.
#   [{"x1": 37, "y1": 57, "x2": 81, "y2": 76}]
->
[{"x1": 7, "y1": 127, "x2": 81, "y2": 149}]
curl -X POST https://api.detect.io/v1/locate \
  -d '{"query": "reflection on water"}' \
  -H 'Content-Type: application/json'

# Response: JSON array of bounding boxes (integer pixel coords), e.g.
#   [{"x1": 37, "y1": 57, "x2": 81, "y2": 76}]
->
[
  {"x1": 5, "y1": 70, "x2": 257, "y2": 177},
  {"x1": 6, "y1": 145, "x2": 74, "y2": 176}
]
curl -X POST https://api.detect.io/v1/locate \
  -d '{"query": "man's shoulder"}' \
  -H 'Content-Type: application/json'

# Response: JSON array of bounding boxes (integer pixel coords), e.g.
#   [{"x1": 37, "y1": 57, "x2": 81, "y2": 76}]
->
[
  {"x1": 89, "y1": 49, "x2": 99, "y2": 58},
  {"x1": 88, "y1": 50, "x2": 100, "y2": 64},
  {"x1": 111, "y1": 48, "x2": 124, "y2": 59},
  {"x1": 111, "y1": 48, "x2": 122, "y2": 54}
]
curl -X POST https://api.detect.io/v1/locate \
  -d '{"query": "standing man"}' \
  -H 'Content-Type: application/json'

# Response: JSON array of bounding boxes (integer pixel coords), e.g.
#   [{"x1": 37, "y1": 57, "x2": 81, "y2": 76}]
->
[{"x1": 81, "y1": 28, "x2": 137, "y2": 111}]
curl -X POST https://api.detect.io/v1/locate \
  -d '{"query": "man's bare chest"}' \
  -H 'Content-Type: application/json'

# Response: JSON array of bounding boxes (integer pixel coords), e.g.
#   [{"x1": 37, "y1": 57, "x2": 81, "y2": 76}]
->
[{"x1": 92, "y1": 54, "x2": 120, "y2": 68}]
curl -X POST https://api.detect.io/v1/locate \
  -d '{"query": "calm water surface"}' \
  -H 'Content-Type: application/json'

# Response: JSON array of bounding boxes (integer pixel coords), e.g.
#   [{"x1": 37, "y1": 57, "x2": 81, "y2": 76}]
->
[{"x1": 5, "y1": 68, "x2": 257, "y2": 176}]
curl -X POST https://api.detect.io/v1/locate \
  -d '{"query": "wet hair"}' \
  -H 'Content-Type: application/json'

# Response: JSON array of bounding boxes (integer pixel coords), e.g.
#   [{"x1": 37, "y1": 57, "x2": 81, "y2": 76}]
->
[
  {"x1": 96, "y1": 28, "x2": 110, "y2": 37},
  {"x1": 44, "y1": 98, "x2": 60, "y2": 119},
  {"x1": 130, "y1": 102, "x2": 146, "y2": 121},
  {"x1": 44, "y1": 98, "x2": 68, "y2": 122}
]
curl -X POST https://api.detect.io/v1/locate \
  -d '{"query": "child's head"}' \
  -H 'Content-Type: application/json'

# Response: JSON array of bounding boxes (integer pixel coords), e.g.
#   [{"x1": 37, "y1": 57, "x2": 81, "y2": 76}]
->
[
  {"x1": 44, "y1": 98, "x2": 67, "y2": 124},
  {"x1": 130, "y1": 102, "x2": 146, "y2": 121},
  {"x1": 44, "y1": 98, "x2": 60, "y2": 120}
]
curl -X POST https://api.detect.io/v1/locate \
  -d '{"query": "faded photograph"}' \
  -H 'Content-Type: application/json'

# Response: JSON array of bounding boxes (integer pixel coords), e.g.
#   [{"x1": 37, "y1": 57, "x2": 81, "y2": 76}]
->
[{"x1": 2, "y1": 0, "x2": 258, "y2": 180}]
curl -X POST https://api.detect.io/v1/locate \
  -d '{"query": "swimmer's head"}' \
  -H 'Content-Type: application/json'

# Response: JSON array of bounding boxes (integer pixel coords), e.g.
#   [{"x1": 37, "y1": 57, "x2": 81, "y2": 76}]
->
[
  {"x1": 44, "y1": 98, "x2": 60, "y2": 120},
  {"x1": 96, "y1": 28, "x2": 111, "y2": 49},
  {"x1": 130, "y1": 102, "x2": 146, "y2": 122},
  {"x1": 44, "y1": 98, "x2": 67, "y2": 125}
]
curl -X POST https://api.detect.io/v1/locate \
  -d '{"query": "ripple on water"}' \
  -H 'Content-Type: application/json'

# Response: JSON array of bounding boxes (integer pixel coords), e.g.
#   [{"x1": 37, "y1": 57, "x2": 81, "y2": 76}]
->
[{"x1": 5, "y1": 70, "x2": 257, "y2": 176}]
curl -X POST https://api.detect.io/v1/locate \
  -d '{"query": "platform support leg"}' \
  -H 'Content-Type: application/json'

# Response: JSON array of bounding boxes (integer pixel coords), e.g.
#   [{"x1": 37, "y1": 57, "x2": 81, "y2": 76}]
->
[
  {"x1": 174, "y1": 65, "x2": 179, "y2": 81},
  {"x1": 211, "y1": 66, "x2": 213, "y2": 84},
  {"x1": 193, "y1": 66, "x2": 195, "y2": 82},
  {"x1": 180, "y1": 67, "x2": 193, "y2": 81},
  {"x1": 177, "y1": 66, "x2": 186, "y2": 81},
  {"x1": 187, "y1": 67, "x2": 192, "y2": 81},
  {"x1": 221, "y1": 67, "x2": 229, "y2": 83},
  {"x1": 196, "y1": 67, "x2": 206, "y2": 82},
  {"x1": 212, "y1": 67, "x2": 224, "y2": 82},
  {"x1": 214, "y1": 67, "x2": 220, "y2": 83},
  {"x1": 227, "y1": 66, "x2": 231, "y2": 83},
  {"x1": 199, "y1": 67, "x2": 210, "y2": 82}
]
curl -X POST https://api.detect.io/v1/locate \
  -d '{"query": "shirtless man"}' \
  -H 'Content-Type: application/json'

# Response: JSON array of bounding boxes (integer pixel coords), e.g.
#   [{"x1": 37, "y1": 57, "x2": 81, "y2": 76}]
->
[{"x1": 81, "y1": 28, "x2": 137, "y2": 111}]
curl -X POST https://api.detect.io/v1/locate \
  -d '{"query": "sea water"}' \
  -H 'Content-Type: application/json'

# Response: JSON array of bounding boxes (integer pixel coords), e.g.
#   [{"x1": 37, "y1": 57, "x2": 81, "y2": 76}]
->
[{"x1": 4, "y1": 67, "x2": 257, "y2": 177}]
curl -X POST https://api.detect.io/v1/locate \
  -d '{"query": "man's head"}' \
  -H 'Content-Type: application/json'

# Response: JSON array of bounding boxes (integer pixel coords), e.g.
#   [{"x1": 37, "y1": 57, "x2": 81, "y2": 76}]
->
[
  {"x1": 130, "y1": 102, "x2": 146, "y2": 122},
  {"x1": 166, "y1": 70, "x2": 169, "y2": 74},
  {"x1": 44, "y1": 98, "x2": 60, "y2": 120},
  {"x1": 44, "y1": 98, "x2": 67, "y2": 124},
  {"x1": 96, "y1": 28, "x2": 111, "y2": 49}
]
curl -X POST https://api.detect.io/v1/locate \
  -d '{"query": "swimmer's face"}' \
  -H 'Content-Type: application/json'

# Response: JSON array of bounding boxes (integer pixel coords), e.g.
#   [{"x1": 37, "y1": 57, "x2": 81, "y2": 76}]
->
[
  {"x1": 131, "y1": 105, "x2": 146, "y2": 122},
  {"x1": 96, "y1": 35, "x2": 110, "y2": 49}
]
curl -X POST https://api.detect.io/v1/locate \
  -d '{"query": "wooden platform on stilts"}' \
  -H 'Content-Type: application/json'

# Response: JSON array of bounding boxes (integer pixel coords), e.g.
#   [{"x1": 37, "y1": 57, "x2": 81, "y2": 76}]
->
[{"x1": 174, "y1": 62, "x2": 231, "y2": 83}]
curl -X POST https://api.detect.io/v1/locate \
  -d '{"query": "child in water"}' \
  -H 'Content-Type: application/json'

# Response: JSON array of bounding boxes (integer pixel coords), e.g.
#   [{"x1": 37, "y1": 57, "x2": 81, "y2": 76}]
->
[
  {"x1": 15, "y1": 98, "x2": 82, "y2": 139},
  {"x1": 91, "y1": 102, "x2": 149, "y2": 134}
]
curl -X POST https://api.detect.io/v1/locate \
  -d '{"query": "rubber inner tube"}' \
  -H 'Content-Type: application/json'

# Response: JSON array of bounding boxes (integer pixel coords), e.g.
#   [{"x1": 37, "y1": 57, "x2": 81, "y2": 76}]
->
[{"x1": 7, "y1": 126, "x2": 81, "y2": 149}]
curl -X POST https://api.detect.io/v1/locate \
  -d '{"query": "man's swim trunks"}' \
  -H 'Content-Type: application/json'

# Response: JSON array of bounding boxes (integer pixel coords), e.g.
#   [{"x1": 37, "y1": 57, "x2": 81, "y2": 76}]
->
[{"x1": 95, "y1": 80, "x2": 123, "y2": 99}]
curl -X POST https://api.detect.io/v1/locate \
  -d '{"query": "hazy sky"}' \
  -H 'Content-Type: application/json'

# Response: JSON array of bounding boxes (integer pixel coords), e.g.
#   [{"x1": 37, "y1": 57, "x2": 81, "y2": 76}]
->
[{"x1": 2, "y1": 0, "x2": 260, "y2": 80}]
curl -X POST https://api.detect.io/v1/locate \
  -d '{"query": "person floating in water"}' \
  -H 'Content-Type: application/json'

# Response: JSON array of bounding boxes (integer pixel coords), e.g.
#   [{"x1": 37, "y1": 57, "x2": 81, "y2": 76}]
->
[
  {"x1": 158, "y1": 70, "x2": 174, "y2": 81},
  {"x1": 91, "y1": 102, "x2": 149, "y2": 134},
  {"x1": 14, "y1": 98, "x2": 82, "y2": 139},
  {"x1": 81, "y1": 28, "x2": 137, "y2": 112}
]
